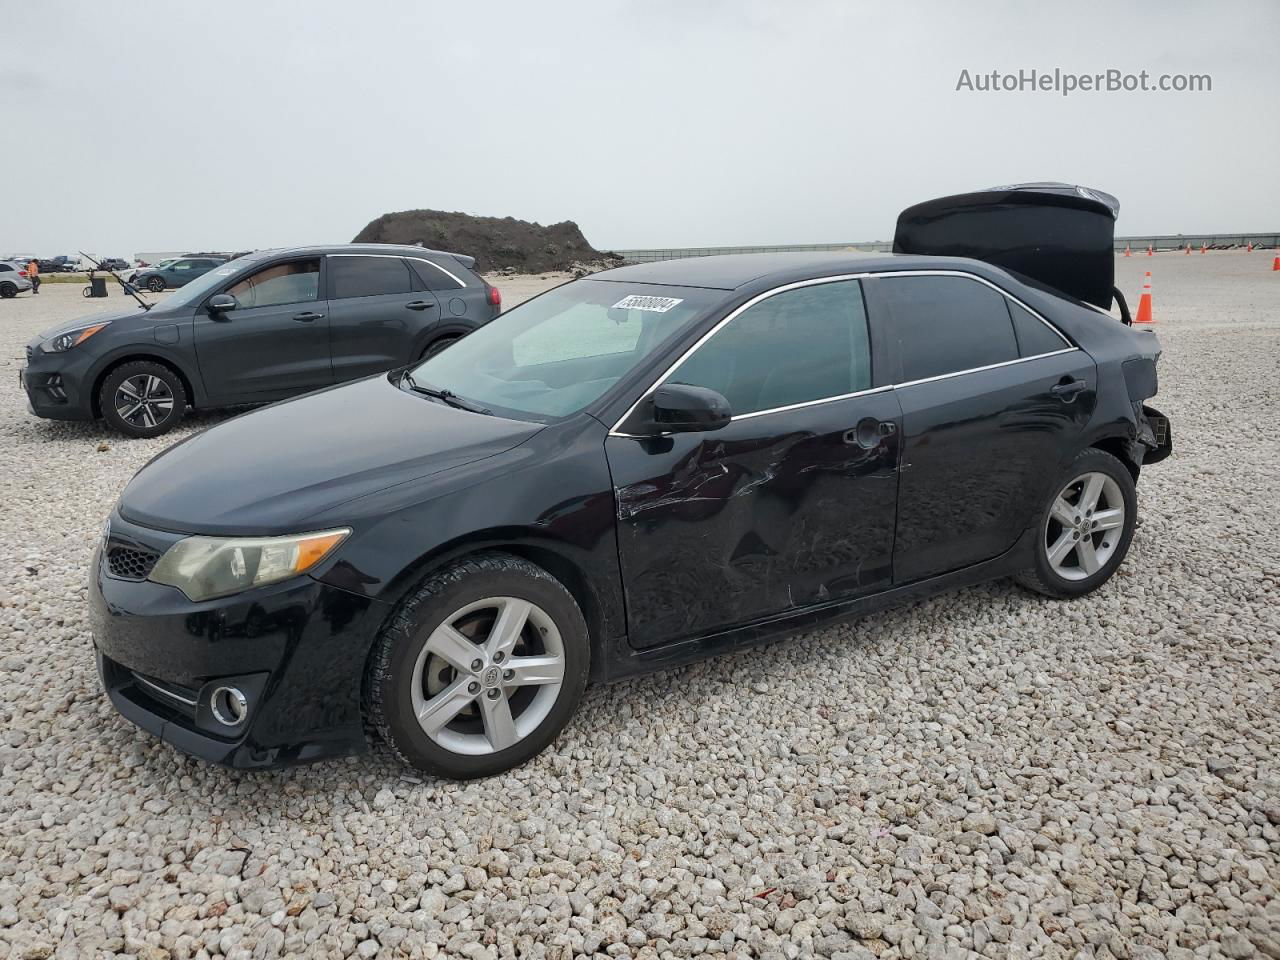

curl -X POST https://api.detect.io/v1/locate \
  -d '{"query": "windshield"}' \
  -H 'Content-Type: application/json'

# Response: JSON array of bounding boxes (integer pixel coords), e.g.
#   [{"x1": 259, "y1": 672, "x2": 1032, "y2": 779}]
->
[
  {"x1": 158, "y1": 253, "x2": 264, "y2": 308},
  {"x1": 408, "y1": 279, "x2": 722, "y2": 420}
]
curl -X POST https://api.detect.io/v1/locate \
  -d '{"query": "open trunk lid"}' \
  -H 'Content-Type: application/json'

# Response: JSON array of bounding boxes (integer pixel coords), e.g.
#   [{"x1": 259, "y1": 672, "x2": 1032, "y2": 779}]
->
[{"x1": 893, "y1": 182, "x2": 1120, "y2": 310}]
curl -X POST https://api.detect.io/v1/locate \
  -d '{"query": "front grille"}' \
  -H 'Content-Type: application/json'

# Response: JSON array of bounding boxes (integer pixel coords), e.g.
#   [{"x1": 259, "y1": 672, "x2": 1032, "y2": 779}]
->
[{"x1": 107, "y1": 545, "x2": 160, "y2": 581}]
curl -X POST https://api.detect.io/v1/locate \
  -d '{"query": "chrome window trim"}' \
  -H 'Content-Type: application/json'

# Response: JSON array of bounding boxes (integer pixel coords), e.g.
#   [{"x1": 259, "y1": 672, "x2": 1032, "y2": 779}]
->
[
  {"x1": 607, "y1": 269, "x2": 1077, "y2": 437},
  {"x1": 328, "y1": 252, "x2": 467, "y2": 288}
]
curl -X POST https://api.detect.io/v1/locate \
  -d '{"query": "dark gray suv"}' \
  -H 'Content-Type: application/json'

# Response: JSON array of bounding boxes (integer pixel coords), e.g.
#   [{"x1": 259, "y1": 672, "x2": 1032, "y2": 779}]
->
[{"x1": 20, "y1": 244, "x2": 502, "y2": 437}]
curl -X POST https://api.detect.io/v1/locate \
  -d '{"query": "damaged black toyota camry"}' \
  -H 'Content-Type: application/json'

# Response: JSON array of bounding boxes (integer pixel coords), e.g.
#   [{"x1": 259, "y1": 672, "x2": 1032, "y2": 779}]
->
[{"x1": 91, "y1": 184, "x2": 1172, "y2": 778}]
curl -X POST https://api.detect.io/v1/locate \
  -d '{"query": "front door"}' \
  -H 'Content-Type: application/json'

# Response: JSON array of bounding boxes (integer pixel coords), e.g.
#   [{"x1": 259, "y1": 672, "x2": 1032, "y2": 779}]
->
[
  {"x1": 326, "y1": 254, "x2": 439, "y2": 382},
  {"x1": 872, "y1": 274, "x2": 1097, "y2": 583},
  {"x1": 607, "y1": 278, "x2": 901, "y2": 650},
  {"x1": 193, "y1": 256, "x2": 333, "y2": 402}
]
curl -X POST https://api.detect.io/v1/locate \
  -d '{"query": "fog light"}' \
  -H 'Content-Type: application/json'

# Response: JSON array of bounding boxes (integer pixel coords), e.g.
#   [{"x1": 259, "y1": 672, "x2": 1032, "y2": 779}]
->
[{"x1": 209, "y1": 686, "x2": 248, "y2": 727}]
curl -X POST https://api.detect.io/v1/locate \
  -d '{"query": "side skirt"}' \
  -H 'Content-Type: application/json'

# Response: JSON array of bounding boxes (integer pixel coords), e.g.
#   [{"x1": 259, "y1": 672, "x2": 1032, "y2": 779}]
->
[{"x1": 593, "y1": 526, "x2": 1038, "y2": 683}]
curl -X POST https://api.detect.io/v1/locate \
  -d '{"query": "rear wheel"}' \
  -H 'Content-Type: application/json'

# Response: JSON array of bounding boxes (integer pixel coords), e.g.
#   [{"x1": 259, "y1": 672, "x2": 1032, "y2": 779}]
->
[
  {"x1": 366, "y1": 553, "x2": 590, "y2": 779},
  {"x1": 1016, "y1": 448, "x2": 1137, "y2": 598},
  {"x1": 99, "y1": 361, "x2": 187, "y2": 438},
  {"x1": 146, "y1": 276, "x2": 165, "y2": 293}
]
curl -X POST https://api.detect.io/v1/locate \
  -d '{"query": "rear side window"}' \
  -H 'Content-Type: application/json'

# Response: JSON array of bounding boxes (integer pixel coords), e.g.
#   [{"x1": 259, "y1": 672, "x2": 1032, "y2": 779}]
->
[
  {"x1": 330, "y1": 256, "x2": 412, "y2": 299},
  {"x1": 1008, "y1": 300, "x2": 1069, "y2": 357},
  {"x1": 670, "y1": 279, "x2": 871, "y2": 417},
  {"x1": 0, "y1": 264, "x2": 10, "y2": 273},
  {"x1": 407, "y1": 258, "x2": 466, "y2": 291},
  {"x1": 881, "y1": 276, "x2": 1018, "y2": 382}
]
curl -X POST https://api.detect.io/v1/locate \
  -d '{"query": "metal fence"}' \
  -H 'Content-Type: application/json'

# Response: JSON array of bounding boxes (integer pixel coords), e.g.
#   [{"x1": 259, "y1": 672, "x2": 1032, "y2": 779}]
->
[{"x1": 614, "y1": 233, "x2": 1279, "y2": 263}]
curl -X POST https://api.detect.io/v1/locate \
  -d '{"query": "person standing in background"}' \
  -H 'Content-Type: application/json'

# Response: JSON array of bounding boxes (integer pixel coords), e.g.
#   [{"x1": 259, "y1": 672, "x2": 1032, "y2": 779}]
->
[{"x1": 27, "y1": 259, "x2": 40, "y2": 295}]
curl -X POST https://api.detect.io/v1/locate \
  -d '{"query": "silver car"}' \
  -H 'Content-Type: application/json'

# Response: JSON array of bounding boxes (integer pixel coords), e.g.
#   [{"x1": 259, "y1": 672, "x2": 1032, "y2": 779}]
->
[{"x1": 0, "y1": 262, "x2": 34, "y2": 298}]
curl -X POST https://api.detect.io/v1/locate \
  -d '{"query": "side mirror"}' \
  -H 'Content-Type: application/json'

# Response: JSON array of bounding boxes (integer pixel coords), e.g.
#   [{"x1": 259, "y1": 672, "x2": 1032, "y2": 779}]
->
[
  {"x1": 643, "y1": 383, "x2": 732, "y2": 434},
  {"x1": 207, "y1": 293, "x2": 238, "y2": 314}
]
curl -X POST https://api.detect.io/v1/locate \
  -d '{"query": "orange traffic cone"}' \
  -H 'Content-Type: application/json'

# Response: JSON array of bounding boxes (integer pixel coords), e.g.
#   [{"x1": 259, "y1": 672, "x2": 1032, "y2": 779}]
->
[
  {"x1": 1185, "y1": 244, "x2": 1191, "y2": 255},
  {"x1": 1200, "y1": 244, "x2": 1207, "y2": 254},
  {"x1": 1147, "y1": 245, "x2": 1154, "y2": 256},
  {"x1": 1134, "y1": 272, "x2": 1154, "y2": 324},
  {"x1": 1247, "y1": 242, "x2": 1254, "y2": 252},
  {"x1": 1124, "y1": 244, "x2": 1132, "y2": 257},
  {"x1": 1273, "y1": 255, "x2": 1280, "y2": 272}
]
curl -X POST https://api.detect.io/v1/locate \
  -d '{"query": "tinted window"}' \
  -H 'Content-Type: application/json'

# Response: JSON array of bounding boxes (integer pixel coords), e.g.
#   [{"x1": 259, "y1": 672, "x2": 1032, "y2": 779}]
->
[
  {"x1": 881, "y1": 276, "x2": 1018, "y2": 382},
  {"x1": 408, "y1": 258, "x2": 465, "y2": 291},
  {"x1": 330, "y1": 256, "x2": 412, "y2": 299},
  {"x1": 171, "y1": 260, "x2": 197, "y2": 271},
  {"x1": 669, "y1": 280, "x2": 870, "y2": 417},
  {"x1": 1008, "y1": 300, "x2": 1068, "y2": 357},
  {"x1": 228, "y1": 259, "x2": 320, "y2": 308},
  {"x1": 0, "y1": 264, "x2": 10, "y2": 273}
]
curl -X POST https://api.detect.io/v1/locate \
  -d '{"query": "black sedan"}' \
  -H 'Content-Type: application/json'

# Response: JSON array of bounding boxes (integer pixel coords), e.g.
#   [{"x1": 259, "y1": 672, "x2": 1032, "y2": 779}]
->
[
  {"x1": 21, "y1": 244, "x2": 502, "y2": 437},
  {"x1": 90, "y1": 237, "x2": 1171, "y2": 778}
]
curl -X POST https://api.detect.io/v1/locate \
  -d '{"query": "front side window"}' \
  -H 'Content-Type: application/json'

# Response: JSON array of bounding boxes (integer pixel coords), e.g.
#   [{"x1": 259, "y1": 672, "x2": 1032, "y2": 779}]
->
[
  {"x1": 880, "y1": 275, "x2": 1019, "y2": 382},
  {"x1": 330, "y1": 256, "x2": 412, "y2": 299},
  {"x1": 667, "y1": 280, "x2": 871, "y2": 417},
  {"x1": 228, "y1": 259, "x2": 320, "y2": 309},
  {"x1": 172, "y1": 260, "x2": 196, "y2": 272},
  {"x1": 408, "y1": 280, "x2": 722, "y2": 420}
]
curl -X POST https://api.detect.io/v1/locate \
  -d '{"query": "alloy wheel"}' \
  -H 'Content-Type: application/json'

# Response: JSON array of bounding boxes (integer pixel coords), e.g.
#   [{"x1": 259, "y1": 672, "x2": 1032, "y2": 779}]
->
[
  {"x1": 1043, "y1": 471, "x2": 1125, "y2": 581},
  {"x1": 114, "y1": 375, "x2": 175, "y2": 430},
  {"x1": 410, "y1": 596, "x2": 565, "y2": 755}
]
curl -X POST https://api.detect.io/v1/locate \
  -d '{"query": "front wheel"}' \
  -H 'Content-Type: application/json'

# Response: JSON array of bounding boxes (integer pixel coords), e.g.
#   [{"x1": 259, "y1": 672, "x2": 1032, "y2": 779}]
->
[
  {"x1": 366, "y1": 553, "x2": 590, "y2": 779},
  {"x1": 146, "y1": 276, "x2": 165, "y2": 293},
  {"x1": 1016, "y1": 448, "x2": 1138, "y2": 599},
  {"x1": 99, "y1": 361, "x2": 188, "y2": 438}
]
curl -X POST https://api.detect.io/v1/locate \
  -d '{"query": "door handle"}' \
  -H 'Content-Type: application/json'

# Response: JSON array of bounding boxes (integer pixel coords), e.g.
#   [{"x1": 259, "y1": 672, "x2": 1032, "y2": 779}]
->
[
  {"x1": 1050, "y1": 378, "x2": 1087, "y2": 401},
  {"x1": 405, "y1": 300, "x2": 436, "y2": 311},
  {"x1": 292, "y1": 312, "x2": 324, "y2": 323},
  {"x1": 845, "y1": 418, "x2": 897, "y2": 448}
]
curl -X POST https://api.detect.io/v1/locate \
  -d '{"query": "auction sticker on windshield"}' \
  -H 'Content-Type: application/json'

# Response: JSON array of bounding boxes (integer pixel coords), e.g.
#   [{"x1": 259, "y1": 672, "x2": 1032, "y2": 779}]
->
[{"x1": 612, "y1": 294, "x2": 684, "y2": 313}]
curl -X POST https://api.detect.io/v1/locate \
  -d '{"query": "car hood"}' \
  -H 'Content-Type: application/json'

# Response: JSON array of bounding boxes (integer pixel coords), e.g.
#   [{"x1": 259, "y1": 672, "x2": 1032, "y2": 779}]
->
[
  {"x1": 31, "y1": 304, "x2": 182, "y2": 348},
  {"x1": 118, "y1": 376, "x2": 543, "y2": 535}
]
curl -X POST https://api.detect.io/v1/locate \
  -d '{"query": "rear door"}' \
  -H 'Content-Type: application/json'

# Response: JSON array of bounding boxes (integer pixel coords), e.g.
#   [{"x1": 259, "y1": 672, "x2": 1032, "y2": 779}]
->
[
  {"x1": 193, "y1": 256, "x2": 333, "y2": 401},
  {"x1": 870, "y1": 273, "x2": 1096, "y2": 583},
  {"x1": 326, "y1": 254, "x2": 439, "y2": 382}
]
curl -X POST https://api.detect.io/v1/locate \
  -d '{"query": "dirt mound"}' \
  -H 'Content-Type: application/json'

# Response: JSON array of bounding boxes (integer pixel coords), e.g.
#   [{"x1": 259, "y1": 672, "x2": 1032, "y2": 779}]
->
[{"x1": 352, "y1": 209, "x2": 621, "y2": 274}]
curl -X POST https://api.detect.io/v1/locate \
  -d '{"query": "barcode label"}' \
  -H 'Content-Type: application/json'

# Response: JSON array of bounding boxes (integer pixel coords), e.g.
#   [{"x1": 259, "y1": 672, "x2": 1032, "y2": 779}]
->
[{"x1": 612, "y1": 294, "x2": 684, "y2": 313}]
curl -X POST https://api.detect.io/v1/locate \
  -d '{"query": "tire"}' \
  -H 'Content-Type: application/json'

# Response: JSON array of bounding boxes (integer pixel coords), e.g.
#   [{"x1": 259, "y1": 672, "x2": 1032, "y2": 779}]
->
[
  {"x1": 146, "y1": 276, "x2": 165, "y2": 293},
  {"x1": 99, "y1": 361, "x2": 188, "y2": 438},
  {"x1": 366, "y1": 552, "x2": 590, "y2": 779},
  {"x1": 420, "y1": 334, "x2": 461, "y2": 361},
  {"x1": 0, "y1": 282, "x2": 15, "y2": 299},
  {"x1": 1015, "y1": 448, "x2": 1138, "y2": 599}
]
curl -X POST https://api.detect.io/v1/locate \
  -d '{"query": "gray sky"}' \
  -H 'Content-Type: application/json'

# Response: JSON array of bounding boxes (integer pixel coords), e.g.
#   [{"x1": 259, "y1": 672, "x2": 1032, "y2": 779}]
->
[{"x1": 3, "y1": 0, "x2": 1277, "y2": 256}]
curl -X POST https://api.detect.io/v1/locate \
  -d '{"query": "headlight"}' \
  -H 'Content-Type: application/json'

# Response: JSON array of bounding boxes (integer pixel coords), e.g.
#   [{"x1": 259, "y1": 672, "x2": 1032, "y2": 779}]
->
[
  {"x1": 149, "y1": 528, "x2": 350, "y2": 601},
  {"x1": 43, "y1": 322, "x2": 110, "y2": 353}
]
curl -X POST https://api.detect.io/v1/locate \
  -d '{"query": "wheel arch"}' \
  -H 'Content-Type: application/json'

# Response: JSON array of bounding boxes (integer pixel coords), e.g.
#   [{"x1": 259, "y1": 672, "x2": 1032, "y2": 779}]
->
[
  {"x1": 1088, "y1": 434, "x2": 1142, "y2": 482},
  {"x1": 414, "y1": 321, "x2": 476, "y2": 360},
  {"x1": 90, "y1": 353, "x2": 198, "y2": 418},
  {"x1": 372, "y1": 530, "x2": 612, "y2": 661}
]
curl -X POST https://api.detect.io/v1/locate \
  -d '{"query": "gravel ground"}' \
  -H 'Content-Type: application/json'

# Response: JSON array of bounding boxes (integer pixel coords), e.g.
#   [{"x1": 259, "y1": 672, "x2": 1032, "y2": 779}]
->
[{"x1": 0, "y1": 255, "x2": 1277, "y2": 959}]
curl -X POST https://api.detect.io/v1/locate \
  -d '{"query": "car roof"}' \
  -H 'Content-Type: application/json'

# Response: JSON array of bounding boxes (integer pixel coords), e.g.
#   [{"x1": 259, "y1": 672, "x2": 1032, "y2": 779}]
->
[
  {"x1": 253, "y1": 243, "x2": 469, "y2": 261},
  {"x1": 588, "y1": 251, "x2": 990, "y2": 290}
]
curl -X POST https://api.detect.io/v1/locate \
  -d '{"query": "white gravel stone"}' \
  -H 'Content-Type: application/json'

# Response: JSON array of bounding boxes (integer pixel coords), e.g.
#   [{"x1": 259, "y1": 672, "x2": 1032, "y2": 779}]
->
[{"x1": 0, "y1": 258, "x2": 1278, "y2": 959}]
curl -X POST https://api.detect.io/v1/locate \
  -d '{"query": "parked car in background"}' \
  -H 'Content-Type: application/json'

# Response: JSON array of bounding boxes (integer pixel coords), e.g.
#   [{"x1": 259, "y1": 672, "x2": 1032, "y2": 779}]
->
[
  {"x1": 0, "y1": 262, "x2": 34, "y2": 297},
  {"x1": 20, "y1": 244, "x2": 502, "y2": 436},
  {"x1": 129, "y1": 256, "x2": 226, "y2": 292}
]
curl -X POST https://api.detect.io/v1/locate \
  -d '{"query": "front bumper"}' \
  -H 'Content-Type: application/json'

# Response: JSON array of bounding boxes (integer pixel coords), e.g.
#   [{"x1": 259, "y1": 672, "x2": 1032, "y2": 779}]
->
[
  {"x1": 20, "y1": 346, "x2": 96, "y2": 421},
  {"x1": 91, "y1": 512, "x2": 390, "y2": 769}
]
